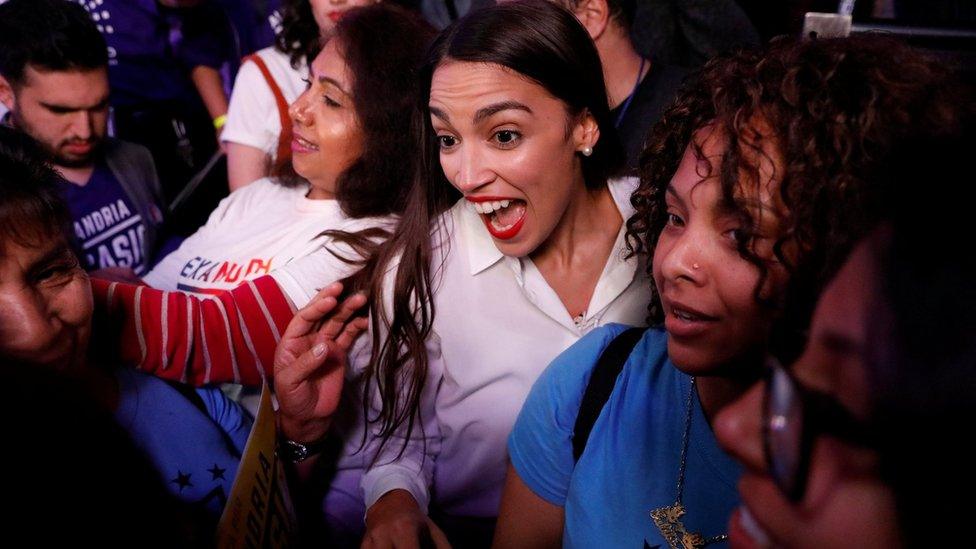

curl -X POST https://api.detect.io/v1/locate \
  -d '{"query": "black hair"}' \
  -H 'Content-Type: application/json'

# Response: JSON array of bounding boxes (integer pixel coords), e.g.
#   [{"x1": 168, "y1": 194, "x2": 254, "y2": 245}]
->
[
  {"x1": 0, "y1": 126, "x2": 72, "y2": 250},
  {"x1": 275, "y1": 0, "x2": 322, "y2": 70},
  {"x1": 0, "y1": 0, "x2": 107, "y2": 86},
  {"x1": 330, "y1": 4, "x2": 437, "y2": 218},
  {"x1": 866, "y1": 124, "x2": 976, "y2": 548}
]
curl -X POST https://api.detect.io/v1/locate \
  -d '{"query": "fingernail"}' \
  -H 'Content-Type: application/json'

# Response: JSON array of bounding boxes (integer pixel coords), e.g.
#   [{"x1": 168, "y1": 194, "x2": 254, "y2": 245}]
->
[{"x1": 312, "y1": 343, "x2": 327, "y2": 357}]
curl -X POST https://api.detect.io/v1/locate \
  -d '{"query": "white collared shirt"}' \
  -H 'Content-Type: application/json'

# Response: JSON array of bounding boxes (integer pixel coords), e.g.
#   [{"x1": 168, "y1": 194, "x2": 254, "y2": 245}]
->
[{"x1": 360, "y1": 177, "x2": 651, "y2": 517}]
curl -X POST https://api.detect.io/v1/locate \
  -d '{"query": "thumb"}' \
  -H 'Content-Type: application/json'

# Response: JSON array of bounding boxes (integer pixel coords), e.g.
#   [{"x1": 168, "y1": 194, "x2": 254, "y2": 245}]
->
[
  {"x1": 425, "y1": 518, "x2": 452, "y2": 549},
  {"x1": 277, "y1": 332, "x2": 333, "y2": 388}
]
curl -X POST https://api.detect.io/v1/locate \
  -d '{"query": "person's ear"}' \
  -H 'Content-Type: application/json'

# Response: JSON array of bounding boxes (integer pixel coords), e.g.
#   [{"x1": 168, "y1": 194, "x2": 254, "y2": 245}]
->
[
  {"x1": 573, "y1": 109, "x2": 600, "y2": 156},
  {"x1": 0, "y1": 75, "x2": 16, "y2": 111},
  {"x1": 572, "y1": 0, "x2": 611, "y2": 41}
]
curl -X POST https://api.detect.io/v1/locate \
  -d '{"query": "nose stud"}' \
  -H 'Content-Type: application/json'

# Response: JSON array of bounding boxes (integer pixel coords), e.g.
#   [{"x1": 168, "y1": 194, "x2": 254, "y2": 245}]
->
[{"x1": 692, "y1": 263, "x2": 700, "y2": 270}]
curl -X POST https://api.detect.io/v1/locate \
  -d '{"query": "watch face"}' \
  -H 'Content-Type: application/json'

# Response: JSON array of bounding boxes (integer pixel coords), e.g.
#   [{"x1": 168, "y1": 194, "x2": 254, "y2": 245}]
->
[{"x1": 281, "y1": 440, "x2": 309, "y2": 463}]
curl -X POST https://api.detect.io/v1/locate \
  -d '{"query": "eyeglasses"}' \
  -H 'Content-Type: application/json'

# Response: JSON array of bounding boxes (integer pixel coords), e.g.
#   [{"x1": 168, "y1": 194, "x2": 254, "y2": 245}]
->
[{"x1": 762, "y1": 357, "x2": 876, "y2": 501}]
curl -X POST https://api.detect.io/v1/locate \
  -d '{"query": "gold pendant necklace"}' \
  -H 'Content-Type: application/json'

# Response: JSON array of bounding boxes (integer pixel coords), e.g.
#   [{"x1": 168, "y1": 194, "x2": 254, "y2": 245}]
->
[{"x1": 649, "y1": 377, "x2": 729, "y2": 549}]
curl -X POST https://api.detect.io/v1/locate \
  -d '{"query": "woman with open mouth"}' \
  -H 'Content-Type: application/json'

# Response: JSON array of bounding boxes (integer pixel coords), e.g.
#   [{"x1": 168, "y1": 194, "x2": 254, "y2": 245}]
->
[
  {"x1": 223, "y1": 0, "x2": 384, "y2": 191},
  {"x1": 333, "y1": 2, "x2": 651, "y2": 545},
  {"x1": 91, "y1": 5, "x2": 435, "y2": 544},
  {"x1": 494, "y1": 32, "x2": 963, "y2": 549},
  {"x1": 93, "y1": 3, "x2": 638, "y2": 545}
]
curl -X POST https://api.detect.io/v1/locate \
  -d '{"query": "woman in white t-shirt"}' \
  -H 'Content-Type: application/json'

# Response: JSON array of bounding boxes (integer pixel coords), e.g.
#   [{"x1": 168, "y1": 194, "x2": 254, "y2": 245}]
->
[
  {"x1": 95, "y1": 5, "x2": 436, "y2": 544},
  {"x1": 223, "y1": 0, "x2": 381, "y2": 191},
  {"x1": 146, "y1": 5, "x2": 435, "y2": 295}
]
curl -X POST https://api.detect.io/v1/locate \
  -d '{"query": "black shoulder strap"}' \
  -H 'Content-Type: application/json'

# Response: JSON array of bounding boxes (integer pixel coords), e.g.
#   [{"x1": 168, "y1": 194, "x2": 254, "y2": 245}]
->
[{"x1": 572, "y1": 327, "x2": 644, "y2": 462}]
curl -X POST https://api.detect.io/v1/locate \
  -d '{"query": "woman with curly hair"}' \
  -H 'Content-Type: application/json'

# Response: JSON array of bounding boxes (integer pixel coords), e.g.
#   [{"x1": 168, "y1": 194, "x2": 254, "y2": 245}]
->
[
  {"x1": 715, "y1": 127, "x2": 976, "y2": 549},
  {"x1": 223, "y1": 0, "x2": 382, "y2": 190},
  {"x1": 496, "y1": 33, "x2": 963, "y2": 548}
]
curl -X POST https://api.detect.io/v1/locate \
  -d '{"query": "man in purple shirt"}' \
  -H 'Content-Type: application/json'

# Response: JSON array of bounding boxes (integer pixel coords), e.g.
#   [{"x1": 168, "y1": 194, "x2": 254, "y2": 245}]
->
[
  {"x1": 0, "y1": 0, "x2": 171, "y2": 276},
  {"x1": 76, "y1": 0, "x2": 236, "y2": 235}
]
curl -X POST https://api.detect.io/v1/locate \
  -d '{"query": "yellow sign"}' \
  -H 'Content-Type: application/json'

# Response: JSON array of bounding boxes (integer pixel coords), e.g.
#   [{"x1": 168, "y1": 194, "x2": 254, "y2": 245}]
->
[{"x1": 217, "y1": 383, "x2": 297, "y2": 548}]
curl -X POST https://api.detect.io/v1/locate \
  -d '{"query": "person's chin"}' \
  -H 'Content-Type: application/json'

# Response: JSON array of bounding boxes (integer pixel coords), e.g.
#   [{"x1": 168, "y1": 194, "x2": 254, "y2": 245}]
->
[
  {"x1": 729, "y1": 506, "x2": 775, "y2": 549},
  {"x1": 665, "y1": 337, "x2": 723, "y2": 375},
  {"x1": 56, "y1": 147, "x2": 100, "y2": 168}
]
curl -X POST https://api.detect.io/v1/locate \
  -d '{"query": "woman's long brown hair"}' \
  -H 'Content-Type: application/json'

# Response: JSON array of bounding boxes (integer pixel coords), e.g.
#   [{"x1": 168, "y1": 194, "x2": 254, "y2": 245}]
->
[{"x1": 337, "y1": 0, "x2": 624, "y2": 462}]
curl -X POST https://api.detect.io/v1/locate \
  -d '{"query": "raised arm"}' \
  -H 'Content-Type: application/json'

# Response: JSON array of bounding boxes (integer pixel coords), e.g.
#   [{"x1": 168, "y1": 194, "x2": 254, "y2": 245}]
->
[{"x1": 92, "y1": 274, "x2": 294, "y2": 386}]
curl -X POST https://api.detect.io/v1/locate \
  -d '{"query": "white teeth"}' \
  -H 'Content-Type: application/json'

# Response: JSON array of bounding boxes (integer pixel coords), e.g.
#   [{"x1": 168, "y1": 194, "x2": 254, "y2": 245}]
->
[
  {"x1": 296, "y1": 136, "x2": 318, "y2": 149},
  {"x1": 673, "y1": 308, "x2": 693, "y2": 321},
  {"x1": 739, "y1": 507, "x2": 771, "y2": 547},
  {"x1": 468, "y1": 199, "x2": 517, "y2": 216}
]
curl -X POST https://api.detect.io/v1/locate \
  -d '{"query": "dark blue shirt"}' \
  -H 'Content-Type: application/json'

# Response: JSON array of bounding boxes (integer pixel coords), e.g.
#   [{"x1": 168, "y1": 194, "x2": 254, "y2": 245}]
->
[
  {"x1": 78, "y1": 0, "x2": 233, "y2": 106},
  {"x1": 61, "y1": 161, "x2": 158, "y2": 275},
  {"x1": 213, "y1": 0, "x2": 281, "y2": 57}
]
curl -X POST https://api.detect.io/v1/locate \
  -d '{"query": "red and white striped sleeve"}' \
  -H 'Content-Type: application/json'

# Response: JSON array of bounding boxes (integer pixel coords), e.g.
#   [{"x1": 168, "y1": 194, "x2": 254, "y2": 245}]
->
[{"x1": 91, "y1": 275, "x2": 295, "y2": 386}]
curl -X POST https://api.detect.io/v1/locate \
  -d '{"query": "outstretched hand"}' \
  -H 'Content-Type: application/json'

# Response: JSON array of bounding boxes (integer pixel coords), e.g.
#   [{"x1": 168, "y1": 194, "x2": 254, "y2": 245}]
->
[{"x1": 274, "y1": 282, "x2": 368, "y2": 444}]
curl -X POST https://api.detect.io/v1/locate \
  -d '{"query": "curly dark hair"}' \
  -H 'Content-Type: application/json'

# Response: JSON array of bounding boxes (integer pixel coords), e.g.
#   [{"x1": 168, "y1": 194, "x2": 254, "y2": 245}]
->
[
  {"x1": 274, "y1": 0, "x2": 321, "y2": 70},
  {"x1": 627, "y1": 33, "x2": 967, "y2": 361},
  {"x1": 275, "y1": 0, "x2": 423, "y2": 70}
]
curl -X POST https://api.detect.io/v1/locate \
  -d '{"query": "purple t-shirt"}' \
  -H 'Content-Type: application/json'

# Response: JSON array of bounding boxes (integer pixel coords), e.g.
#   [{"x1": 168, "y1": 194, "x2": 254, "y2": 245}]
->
[
  {"x1": 76, "y1": 0, "x2": 232, "y2": 106},
  {"x1": 213, "y1": 0, "x2": 282, "y2": 57},
  {"x1": 61, "y1": 161, "x2": 157, "y2": 275}
]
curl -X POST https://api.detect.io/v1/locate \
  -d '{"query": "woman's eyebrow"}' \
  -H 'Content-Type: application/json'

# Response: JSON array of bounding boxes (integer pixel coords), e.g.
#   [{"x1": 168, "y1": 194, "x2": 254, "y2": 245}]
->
[
  {"x1": 317, "y1": 75, "x2": 352, "y2": 97},
  {"x1": 474, "y1": 101, "x2": 532, "y2": 122},
  {"x1": 665, "y1": 184, "x2": 681, "y2": 202},
  {"x1": 819, "y1": 329, "x2": 864, "y2": 357},
  {"x1": 27, "y1": 243, "x2": 74, "y2": 274},
  {"x1": 429, "y1": 105, "x2": 450, "y2": 123}
]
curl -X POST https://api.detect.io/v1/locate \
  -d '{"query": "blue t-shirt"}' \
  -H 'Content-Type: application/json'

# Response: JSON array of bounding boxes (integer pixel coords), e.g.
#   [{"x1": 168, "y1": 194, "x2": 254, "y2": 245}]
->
[
  {"x1": 61, "y1": 161, "x2": 159, "y2": 275},
  {"x1": 114, "y1": 368, "x2": 252, "y2": 516},
  {"x1": 509, "y1": 324, "x2": 741, "y2": 548}
]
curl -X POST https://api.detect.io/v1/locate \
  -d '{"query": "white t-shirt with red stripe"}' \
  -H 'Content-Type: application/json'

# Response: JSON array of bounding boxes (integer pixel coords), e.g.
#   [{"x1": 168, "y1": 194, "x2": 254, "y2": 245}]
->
[{"x1": 143, "y1": 177, "x2": 344, "y2": 295}]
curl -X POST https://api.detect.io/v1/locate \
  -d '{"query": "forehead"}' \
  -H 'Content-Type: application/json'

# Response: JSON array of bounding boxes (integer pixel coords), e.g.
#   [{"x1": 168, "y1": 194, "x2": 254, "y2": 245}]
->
[
  {"x1": 310, "y1": 39, "x2": 354, "y2": 92},
  {"x1": 796, "y1": 240, "x2": 876, "y2": 415},
  {"x1": 0, "y1": 230, "x2": 68, "y2": 275},
  {"x1": 429, "y1": 61, "x2": 566, "y2": 118},
  {"x1": 669, "y1": 126, "x2": 784, "y2": 216},
  {"x1": 17, "y1": 65, "x2": 109, "y2": 105}
]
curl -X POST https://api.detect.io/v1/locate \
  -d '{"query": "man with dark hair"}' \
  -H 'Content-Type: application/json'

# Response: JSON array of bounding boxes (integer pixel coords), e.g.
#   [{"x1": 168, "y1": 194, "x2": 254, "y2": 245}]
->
[
  {"x1": 76, "y1": 0, "x2": 235, "y2": 236},
  {"x1": 0, "y1": 0, "x2": 170, "y2": 278},
  {"x1": 554, "y1": 0, "x2": 690, "y2": 172}
]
